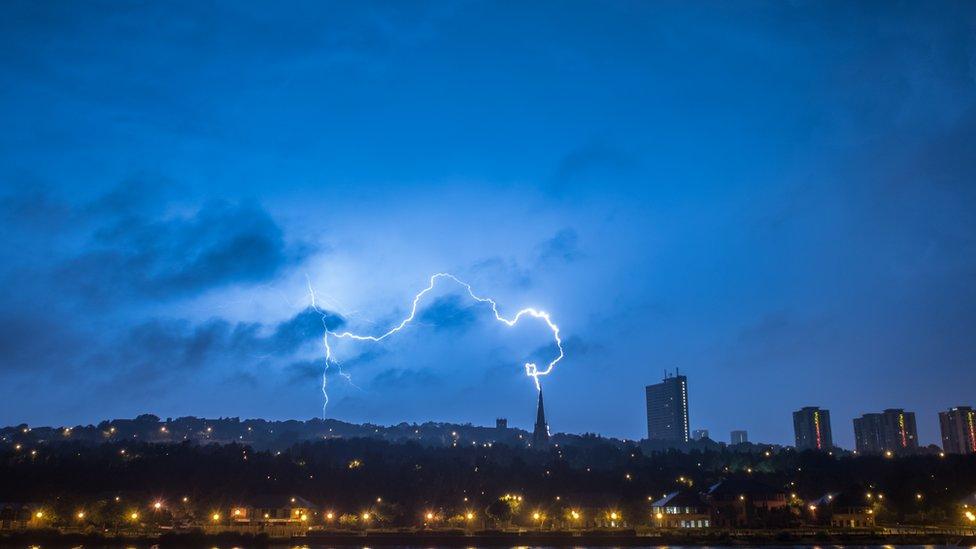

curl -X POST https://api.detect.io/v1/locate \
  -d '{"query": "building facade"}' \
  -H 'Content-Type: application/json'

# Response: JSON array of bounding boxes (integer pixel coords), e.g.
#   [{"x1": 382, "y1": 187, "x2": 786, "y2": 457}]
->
[
  {"x1": 939, "y1": 406, "x2": 976, "y2": 455},
  {"x1": 731, "y1": 430, "x2": 748, "y2": 444},
  {"x1": 646, "y1": 371, "x2": 690, "y2": 442},
  {"x1": 793, "y1": 407, "x2": 833, "y2": 451},
  {"x1": 651, "y1": 490, "x2": 711, "y2": 528},
  {"x1": 692, "y1": 429, "x2": 709, "y2": 441},
  {"x1": 705, "y1": 479, "x2": 788, "y2": 528},
  {"x1": 853, "y1": 409, "x2": 918, "y2": 454}
]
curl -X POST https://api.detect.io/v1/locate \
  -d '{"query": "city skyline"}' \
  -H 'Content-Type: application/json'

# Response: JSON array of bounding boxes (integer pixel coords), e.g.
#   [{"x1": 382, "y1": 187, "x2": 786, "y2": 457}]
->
[{"x1": 2, "y1": 2, "x2": 976, "y2": 447}]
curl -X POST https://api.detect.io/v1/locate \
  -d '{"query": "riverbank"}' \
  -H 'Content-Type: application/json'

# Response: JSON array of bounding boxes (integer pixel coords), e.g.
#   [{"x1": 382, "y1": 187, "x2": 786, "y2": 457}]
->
[{"x1": 3, "y1": 528, "x2": 976, "y2": 547}]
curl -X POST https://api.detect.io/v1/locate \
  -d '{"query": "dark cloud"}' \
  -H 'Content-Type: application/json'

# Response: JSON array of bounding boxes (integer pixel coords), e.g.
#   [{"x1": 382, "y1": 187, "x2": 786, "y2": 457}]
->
[
  {"x1": 62, "y1": 199, "x2": 308, "y2": 302},
  {"x1": 417, "y1": 295, "x2": 479, "y2": 332},
  {"x1": 534, "y1": 228, "x2": 583, "y2": 266},
  {"x1": 371, "y1": 367, "x2": 441, "y2": 389},
  {"x1": 284, "y1": 358, "x2": 326, "y2": 383},
  {"x1": 270, "y1": 307, "x2": 342, "y2": 354},
  {"x1": 0, "y1": 185, "x2": 74, "y2": 234},
  {"x1": 547, "y1": 142, "x2": 640, "y2": 195},
  {"x1": 0, "y1": 303, "x2": 343, "y2": 403},
  {"x1": 468, "y1": 257, "x2": 533, "y2": 289}
]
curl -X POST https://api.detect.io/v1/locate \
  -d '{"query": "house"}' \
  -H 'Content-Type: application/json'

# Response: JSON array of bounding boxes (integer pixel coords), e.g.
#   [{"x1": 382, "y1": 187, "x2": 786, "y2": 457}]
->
[
  {"x1": 705, "y1": 478, "x2": 788, "y2": 527},
  {"x1": 651, "y1": 490, "x2": 711, "y2": 528},
  {"x1": 231, "y1": 495, "x2": 317, "y2": 524},
  {"x1": 815, "y1": 492, "x2": 875, "y2": 528},
  {"x1": 0, "y1": 502, "x2": 39, "y2": 530}
]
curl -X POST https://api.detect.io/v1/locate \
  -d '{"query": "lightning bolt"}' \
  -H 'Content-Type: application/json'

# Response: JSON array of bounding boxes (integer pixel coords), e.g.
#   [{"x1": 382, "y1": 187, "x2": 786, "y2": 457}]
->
[{"x1": 307, "y1": 273, "x2": 564, "y2": 415}]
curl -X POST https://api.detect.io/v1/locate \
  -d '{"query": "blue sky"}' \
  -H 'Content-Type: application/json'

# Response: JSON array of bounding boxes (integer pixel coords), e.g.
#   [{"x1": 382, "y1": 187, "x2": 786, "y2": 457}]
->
[{"x1": 1, "y1": 1, "x2": 974, "y2": 447}]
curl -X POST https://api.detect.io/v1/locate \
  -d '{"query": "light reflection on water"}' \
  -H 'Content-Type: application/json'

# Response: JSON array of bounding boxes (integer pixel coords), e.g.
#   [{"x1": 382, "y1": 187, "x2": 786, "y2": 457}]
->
[{"x1": 6, "y1": 546, "x2": 963, "y2": 549}]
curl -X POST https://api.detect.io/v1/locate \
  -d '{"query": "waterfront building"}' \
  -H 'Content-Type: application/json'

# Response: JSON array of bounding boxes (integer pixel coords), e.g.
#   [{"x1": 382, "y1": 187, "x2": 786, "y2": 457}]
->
[{"x1": 651, "y1": 490, "x2": 711, "y2": 528}]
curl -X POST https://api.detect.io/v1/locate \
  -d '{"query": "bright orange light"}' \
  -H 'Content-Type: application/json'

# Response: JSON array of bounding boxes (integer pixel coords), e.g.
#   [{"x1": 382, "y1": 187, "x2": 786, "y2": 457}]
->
[
  {"x1": 300, "y1": 514, "x2": 308, "y2": 522},
  {"x1": 466, "y1": 512, "x2": 475, "y2": 520},
  {"x1": 129, "y1": 512, "x2": 139, "y2": 520},
  {"x1": 532, "y1": 512, "x2": 541, "y2": 520},
  {"x1": 609, "y1": 511, "x2": 618, "y2": 520},
  {"x1": 361, "y1": 512, "x2": 371, "y2": 520},
  {"x1": 76, "y1": 511, "x2": 85, "y2": 520},
  {"x1": 425, "y1": 512, "x2": 434, "y2": 520},
  {"x1": 153, "y1": 501, "x2": 162, "y2": 510},
  {"x1": 34, "y1": 511, "x2": 43, "y2": 519},
  {"x1": 325, "y1": 512, "x2": 334, "y2": 520},
  {"x1": 233, "y1": 509, "x2": 242, "y2": 516},
  {"x1": 212, "y1": 513, "x2": 221, "y2": 522}
]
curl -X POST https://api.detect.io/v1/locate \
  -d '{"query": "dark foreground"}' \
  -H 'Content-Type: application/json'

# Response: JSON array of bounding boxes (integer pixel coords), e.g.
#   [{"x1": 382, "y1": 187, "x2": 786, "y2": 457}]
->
[{"x1": 3, "y1": 529, "x2": 976, "y2": 547}]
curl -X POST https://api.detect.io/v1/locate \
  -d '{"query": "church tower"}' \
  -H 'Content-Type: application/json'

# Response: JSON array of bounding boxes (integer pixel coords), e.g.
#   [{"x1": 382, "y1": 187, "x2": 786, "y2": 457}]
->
[{"x1": 532, "y1": 389, "x2": 550, "y2": 448}]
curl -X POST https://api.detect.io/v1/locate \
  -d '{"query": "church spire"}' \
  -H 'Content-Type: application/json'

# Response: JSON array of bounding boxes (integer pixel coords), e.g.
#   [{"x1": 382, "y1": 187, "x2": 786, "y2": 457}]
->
[{"x1": 533, "y1": 389, "x2": 550, "y2": 448}]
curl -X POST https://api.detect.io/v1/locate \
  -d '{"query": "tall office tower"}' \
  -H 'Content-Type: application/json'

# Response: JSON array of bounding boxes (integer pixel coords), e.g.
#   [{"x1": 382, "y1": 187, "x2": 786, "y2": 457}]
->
[
  {"x1": 853, "y1": 413, "x2": 883, "y2": 453},
  {"x1": 793, "y1": 406, "x2": 833, "y2": 451},
  {"x1": 692, "y1": 429, "x2": 709, "y2": 441},
  {"x1": 939, "y1": 406, "x2": 976, "y2": 455},
  {"x1": 854, "y1": 409, "x2": 918, "y2": 454},
  {"x1": 646, "y1": 371, "x2": 690, "y2": 442},
  {"x1": 532, "y1": 390, "x2": 550, "y2": 448},
  {"x1": 730, "y1": 430, "x2": 748, "y2": 445}
]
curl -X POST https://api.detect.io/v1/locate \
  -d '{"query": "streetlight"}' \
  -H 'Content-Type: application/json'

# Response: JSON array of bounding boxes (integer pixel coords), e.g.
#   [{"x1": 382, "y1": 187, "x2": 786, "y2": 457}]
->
[
  {"x1": 466, "y1": 512, "x2": 475, "y2": 521},
  {"x1": 212, "y1": 513, "x2": 221, "y2": 522},
  {"x1": 76, "y1": 511, "x2": 85, "y2": 520},
  {"x1": 325, "y1": 511, "x2": 334, "y2": 521}
]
